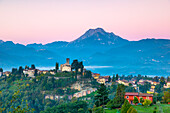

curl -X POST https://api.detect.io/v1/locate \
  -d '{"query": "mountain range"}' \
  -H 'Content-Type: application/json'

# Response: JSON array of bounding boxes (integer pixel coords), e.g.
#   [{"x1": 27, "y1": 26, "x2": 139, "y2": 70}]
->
[{"x1": 0, "y1": 28, "x2": 170, "y2": 76}]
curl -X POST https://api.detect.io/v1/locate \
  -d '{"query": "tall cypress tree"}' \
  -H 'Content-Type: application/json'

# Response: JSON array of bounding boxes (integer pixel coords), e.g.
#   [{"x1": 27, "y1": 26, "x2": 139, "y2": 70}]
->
[
  {"x1": 34, "y1": 69, "x2": 38, "y2": 76},
  {"x1": 167, "y1": 76, "x2": 170, "y2": 82},
  {"x1": 112, "y1": 74, "x2": 115, "y2": 82},
  {"x1": 55, "y1": 62, "x2": 59, "y2": 73},
  {"x1": 116, "y1": 74, "x2": 119, "y2": 80},
  {"x1": 31, "y1": 64, "x2": 36, "y2": 69},
  {"x1": 71, "y1": 60, "x2": 79, "y2": 80},
  {"x1": 94, "y1": 84, "x2": 110, "y2": 107},
  {"x1": 19, "y1": 66, "x2": 23, "y2": 75},
  {"x1": 113, "y1": 84, "x2": 125, "y2": 108},
  {"x1": 0, "y1": 68, "x2": 3, "y2": 72}
]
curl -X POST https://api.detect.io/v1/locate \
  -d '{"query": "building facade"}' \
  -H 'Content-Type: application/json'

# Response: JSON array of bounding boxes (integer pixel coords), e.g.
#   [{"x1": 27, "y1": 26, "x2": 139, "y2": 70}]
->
[
  {"x1": 125, "y1": 92, "x2": 153, "y2": 104},
  {"x1": 60, "y1": 58, "x2": 71, "y2": 72}
]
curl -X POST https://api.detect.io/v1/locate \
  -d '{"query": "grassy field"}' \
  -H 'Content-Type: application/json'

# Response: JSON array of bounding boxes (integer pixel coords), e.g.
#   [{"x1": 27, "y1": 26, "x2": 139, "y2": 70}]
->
[
  {"x1": 105, "y1": 104, "x2": 170, "y2": 113},
  {"x1": 105, "y1": 109, "x2": 118, "y2": 113},
  {"x1": 160, "y1": 104, "x2": 170, "y2": 113},
  {"x1": 133, "y1": 105, "x2": 159, "y2": 113}
]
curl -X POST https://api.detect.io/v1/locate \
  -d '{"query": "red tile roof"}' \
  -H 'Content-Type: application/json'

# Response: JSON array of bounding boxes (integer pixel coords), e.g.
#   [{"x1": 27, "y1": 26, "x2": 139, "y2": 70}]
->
[
  {"x1": 125, "y1": 92, "x2": 153, "y2": 97},
  {"x1": 125, "y1": 92, "x2": 138, "y2": 96},
  {"x1": 139, "y1": 93, "x2": 153, "y2": 97}
]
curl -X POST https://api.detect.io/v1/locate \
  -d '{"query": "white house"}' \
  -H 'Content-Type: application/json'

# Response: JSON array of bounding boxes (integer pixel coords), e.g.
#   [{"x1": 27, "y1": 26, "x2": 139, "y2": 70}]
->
[
  {"x1": 23, "y1": 69, "x2": 35, "y2": 77},
  {"x1": 0, "y1": 72, "x2": 2, "y2": 77}
]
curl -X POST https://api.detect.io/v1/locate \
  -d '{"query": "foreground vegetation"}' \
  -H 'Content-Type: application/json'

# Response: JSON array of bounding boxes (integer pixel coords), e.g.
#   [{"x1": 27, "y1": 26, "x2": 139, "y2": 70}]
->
[
  {"x1": 0, "y1": 68, "x2": 98, "y2": 113},
  {"x1": 0, "y1": 65, "x2": 170, "y2": 113}
]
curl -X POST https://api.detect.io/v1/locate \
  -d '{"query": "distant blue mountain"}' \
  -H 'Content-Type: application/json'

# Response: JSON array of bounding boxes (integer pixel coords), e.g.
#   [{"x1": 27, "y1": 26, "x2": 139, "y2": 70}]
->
[
  {"x1": 67, "y1": 28, "x2": 129, "y2": 48},
  {"x1": 0, "y1": 41, "x2": 65, "y2": 69},
  {"x1": 0, "y1": 28, "x2": 170, "y2": 75},
  {"x1": 27, "y1": 41, "x2": 68, "y2": 51}
]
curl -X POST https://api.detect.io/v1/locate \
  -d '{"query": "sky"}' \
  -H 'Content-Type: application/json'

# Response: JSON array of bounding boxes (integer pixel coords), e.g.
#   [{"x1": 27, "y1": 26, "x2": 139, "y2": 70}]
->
[{"x1": 0, "y1": 0, "x2": 170, "y2": 44}]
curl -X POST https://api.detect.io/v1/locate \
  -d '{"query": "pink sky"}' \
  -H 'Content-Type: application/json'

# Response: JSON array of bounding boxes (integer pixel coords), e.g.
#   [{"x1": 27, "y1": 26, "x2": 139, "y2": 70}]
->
[{"x1": 0, "y1": 0, "x2": 170, "y2": 45}]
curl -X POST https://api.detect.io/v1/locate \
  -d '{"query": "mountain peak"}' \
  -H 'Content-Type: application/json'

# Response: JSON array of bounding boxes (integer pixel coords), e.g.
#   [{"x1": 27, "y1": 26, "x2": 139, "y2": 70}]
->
[
  {"x1": 84, "y1": 28, "x2": 107, "y2": 36},
  {"x1": 76, "y1": 28, "x2": 107, "y2": 41},
  {"x1": 68, "y1": 28, "x2": 129, "y2": 48},
  {"x1": 87, "y1": 28, "x2": 106, "y2": 34}
]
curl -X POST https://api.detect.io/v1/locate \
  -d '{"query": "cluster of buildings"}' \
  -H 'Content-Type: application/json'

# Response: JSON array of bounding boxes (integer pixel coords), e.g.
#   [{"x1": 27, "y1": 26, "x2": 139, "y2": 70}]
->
[
  {"x1": 0, "y1": 71, "x2": 10, "y2": 77},
  {"x1": 45, "y1": 94, "x2": 72, "y2": 100},
  {"x1": 0, "y1": 58, "x2": 81, "y2": 78},
  {"x1": 73, "y1": 88, "x2": 97, "y2": 98},
  {"x1": 115, "y1": 78, "x2": 170, "y2": 94},
  {"x1": 164, "y1": 81, "x2": 170, "y2": 89},
  {"x1": 92, "y1": 73, "x2": 111, "y2": 85}
]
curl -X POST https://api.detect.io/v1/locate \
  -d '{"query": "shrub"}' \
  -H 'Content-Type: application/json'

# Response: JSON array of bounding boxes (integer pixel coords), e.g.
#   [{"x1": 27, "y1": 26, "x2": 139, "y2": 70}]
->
[
  {"x1": 127, "y1": 106, "x2": 133, "y2": 113},
  {"x1": 131, "y1": 108, "x2": 137, "y2": 113},
  {"x1": 140, "y1": 97, "x2": 144, "y2": 103},
  {"x1": 133, "y1": 96, "x2": 139, "y2": 105},
  {"x1": 121, "y1": 99, "x2": 131, "y2": 113},
  {"x1": 143, "y1": 99, "x2": 152, "y2": 106}
]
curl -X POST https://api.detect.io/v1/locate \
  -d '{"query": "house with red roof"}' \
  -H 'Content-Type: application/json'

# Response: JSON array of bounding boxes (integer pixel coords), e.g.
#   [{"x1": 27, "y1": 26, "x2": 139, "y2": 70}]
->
[{"x1": 125, "y1": 92, "x2": 153, "y2": 104}]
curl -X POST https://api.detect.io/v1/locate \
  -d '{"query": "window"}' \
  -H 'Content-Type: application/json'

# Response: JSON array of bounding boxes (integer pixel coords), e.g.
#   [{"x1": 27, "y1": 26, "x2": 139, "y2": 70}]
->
[{"x1": 126, "y1": 96, "x2": 129, "y2": 99}]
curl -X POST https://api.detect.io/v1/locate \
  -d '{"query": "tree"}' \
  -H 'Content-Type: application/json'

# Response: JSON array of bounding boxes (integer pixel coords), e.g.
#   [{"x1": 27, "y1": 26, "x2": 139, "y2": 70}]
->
[
  {"x1": 0, "y1": 68, "x2": 3, "y2": 72},
  {"x1": 130, "y1": 108, "x2": 137, "y2": 113},
  {"x1": 121, "y1": 99, "x2": 131, "y2": 113},
  {"x1": 41, "y1": 101, "x2": 87, "y2": 113},
  {"x1": 108, "y1": 76, "x2": 111, "y2": 83},
  {"x1": 155, "y1": 84, "x2": 163, "y2": 93},
  {"x1": 84, "y1": 70, "x2": 92, "y2": 78},
  {"x1": 79, "y1": 61, "x2": 84, "y2": 76},
  {"x1": 34, "y1": 69, "x2": 38, "y2": 76},
  {"x1": 71, "y1": 60, "x2": 79, "y2": 79},
  {"x1": 133, "y1": 96, "x2": 139, "y2": 105},
  {"x1": 143, "y1": 99, "x2": 152, "y2": 106},
  {"x1": 31, "y1": 64, "x2": 35, "y2": 69},
  {"x1": 55, "y1": 62, "x2": 59, "y2": 73},
  {"x1": 19, "y1": 66, "x2": 23, "y2": 75},
  {"x1": 129, "y1": 83, "x2": 132, "y2": 87},
  {"x1": 112, "y1": 84, "x2": 125, "y2": 108},
  {"x1": 153, "y1": 76, "x2": 159, "y2": 82},
  {"x1": 160, "y1": 77, "x2": 165, "y2": 86},
  {"x1": 167, "y1": 76, "x2": 170, "y2": 82},
  {"x1": 139, "y1": 82, "x2": 151, "y2": 93},
  {"x1": 125, "y1": 87, "x2": 137, "y2": 92},
  {"x1": 116, "y1": 74, "x2": 119, "y2": 80},
  {"x1": 0, "y1": 83, "x2": 34, "y2": 113},
  {"x1": 140, "y1": 97, "x2": 144, "y2": 103},
  {"x1": 162, "y1": 91, "x2": 170, "y2": 103},
  {"x1": 92, "y1": 106, "x2": 104, "y2": 113},
  {"x1": 25, "y1": 65, "x2": 29, "y2": 69},
  {"x1": 127, "y1": 106, "x2": 133, "y2": 113},
  {"x1": 12, "y1": 68, "x2": 17, "y2": 74},
  {"x1": 94, "y1": 84, "x2": 110, "y2": 107},
  {"x1": 56, "y1": 89, "x2": 64, "y2": 95},
  {"x1": 112, "y1": 74, "x2": 115, "y2": 82}
]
